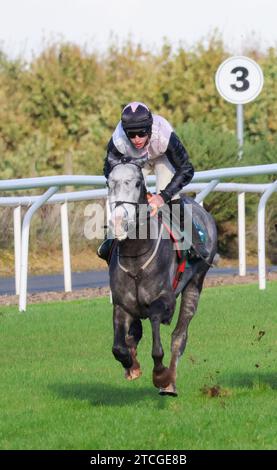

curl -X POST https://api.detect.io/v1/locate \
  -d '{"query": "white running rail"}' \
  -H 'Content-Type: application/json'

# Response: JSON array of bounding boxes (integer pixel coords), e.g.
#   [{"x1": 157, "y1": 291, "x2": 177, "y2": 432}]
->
[{"x1": 0, "y1": 164, "x2": 277, "y2": 311}]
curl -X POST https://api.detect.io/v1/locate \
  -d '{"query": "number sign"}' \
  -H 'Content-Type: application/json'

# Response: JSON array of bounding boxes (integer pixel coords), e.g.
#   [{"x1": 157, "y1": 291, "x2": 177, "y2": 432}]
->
[{"x1": 215, "y1": 56, "x2": 264, "y2": 104}]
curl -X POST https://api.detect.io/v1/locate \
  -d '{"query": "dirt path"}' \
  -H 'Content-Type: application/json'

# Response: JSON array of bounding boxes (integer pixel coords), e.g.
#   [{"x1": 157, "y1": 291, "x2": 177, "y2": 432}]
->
[{"x1": 1, "y1": 272, "x2": 276, "y2": 307}]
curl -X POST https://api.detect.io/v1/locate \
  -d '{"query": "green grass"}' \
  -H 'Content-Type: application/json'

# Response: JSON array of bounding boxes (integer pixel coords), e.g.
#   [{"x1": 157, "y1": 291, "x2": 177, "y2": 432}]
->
[{"x1": 0, "y1": 282, "x2": 276, "y2": 450}]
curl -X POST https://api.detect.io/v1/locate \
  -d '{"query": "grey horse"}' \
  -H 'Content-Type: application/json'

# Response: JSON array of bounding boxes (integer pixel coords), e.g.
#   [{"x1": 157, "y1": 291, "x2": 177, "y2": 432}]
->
[{"x1": 107, "y1": 156, "x2": 217, "y2": 396}]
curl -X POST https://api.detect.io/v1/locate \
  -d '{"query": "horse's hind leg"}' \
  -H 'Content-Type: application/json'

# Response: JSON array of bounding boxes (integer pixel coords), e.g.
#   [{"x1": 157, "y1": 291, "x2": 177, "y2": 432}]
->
[
  {"x1": 125, "y1": 318, "x2": 143, "y2": 380},
  {"x1": 160, "y1": 273, "x2": 206, "y2": 396}
]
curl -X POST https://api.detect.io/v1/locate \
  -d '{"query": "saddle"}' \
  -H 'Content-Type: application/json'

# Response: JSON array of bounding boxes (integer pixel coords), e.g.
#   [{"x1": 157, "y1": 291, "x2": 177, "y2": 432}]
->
[{"x1": 158, "y1": 206, "x2": 207, "y2": 290}]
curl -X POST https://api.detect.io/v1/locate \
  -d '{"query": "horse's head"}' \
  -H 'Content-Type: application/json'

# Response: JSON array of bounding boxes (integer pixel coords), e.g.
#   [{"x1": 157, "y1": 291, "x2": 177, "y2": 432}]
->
[{"x1": 107, "y1": 155, "x2": 148, "y2": 241}]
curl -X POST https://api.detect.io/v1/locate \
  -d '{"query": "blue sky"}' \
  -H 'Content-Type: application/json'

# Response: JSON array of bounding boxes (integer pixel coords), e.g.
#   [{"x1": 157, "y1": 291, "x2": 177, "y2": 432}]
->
[{"x1": 0, "y1": 0, "x2": 276, "y2": 60}]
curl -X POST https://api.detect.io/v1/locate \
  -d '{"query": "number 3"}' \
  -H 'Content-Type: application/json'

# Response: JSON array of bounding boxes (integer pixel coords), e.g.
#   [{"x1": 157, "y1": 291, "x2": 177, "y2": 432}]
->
[{"x1": 230, "y1": 67, "x2": 250, "y2": 92}]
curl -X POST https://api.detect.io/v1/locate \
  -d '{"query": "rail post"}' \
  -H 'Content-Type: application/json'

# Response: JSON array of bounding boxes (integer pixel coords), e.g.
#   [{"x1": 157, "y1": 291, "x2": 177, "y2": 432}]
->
[
  {"x1": 60, "y1": 201, "x2": 72, "y2": 292},
  {"x1": 19, "y1": 187, "x2": 59, "y2": 312}
]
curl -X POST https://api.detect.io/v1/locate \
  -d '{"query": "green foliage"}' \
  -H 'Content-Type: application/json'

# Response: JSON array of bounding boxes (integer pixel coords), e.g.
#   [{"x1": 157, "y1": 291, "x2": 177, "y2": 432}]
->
[
  {"x1": 177, "y1": 120, "x2": 239, "y2": 171},
  {"x1": 0, "y1": 37, "x2": 276, "y2": 178}
]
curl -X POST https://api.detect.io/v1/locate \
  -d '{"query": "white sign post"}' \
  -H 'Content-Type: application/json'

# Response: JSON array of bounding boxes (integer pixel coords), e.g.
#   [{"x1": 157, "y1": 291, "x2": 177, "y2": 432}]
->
[
  {"x1": 215, "y1": 56, "x2": 264, "y2": 277},
  {"x1": 215, "y1": 56, "x2": 264, "y2": 160}
]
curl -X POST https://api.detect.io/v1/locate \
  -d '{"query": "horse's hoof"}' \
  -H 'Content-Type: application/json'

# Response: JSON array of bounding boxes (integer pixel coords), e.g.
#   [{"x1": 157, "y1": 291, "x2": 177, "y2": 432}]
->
[
  {"x1": 125, "y1": 367, "x2": 142, "y2": 381},
  {"x1": 159, "y1": 384, "x2": 178, "y2": 397},
  {"x1": 153, "y1": 367, "x2": 171, "y2": 389}
]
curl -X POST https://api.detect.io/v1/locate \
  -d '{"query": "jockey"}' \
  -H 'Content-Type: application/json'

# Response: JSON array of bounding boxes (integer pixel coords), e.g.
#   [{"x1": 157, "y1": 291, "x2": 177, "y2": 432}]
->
[{"x1": 98, "y1": 101, "x2": 208, "y2": 262}]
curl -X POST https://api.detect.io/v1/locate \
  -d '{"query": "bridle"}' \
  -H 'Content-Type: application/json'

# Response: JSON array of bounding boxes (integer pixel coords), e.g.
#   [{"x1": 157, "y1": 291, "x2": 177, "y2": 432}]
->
[{"x1": 108, "y1": 159, "x2": 149, "y2": 228}]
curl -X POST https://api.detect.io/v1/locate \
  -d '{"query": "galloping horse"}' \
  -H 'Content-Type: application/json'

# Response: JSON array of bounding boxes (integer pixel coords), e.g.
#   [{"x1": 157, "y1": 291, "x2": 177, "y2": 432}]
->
[{"x1": 107, "y1": 155, "x2": 217, "y2": 396}]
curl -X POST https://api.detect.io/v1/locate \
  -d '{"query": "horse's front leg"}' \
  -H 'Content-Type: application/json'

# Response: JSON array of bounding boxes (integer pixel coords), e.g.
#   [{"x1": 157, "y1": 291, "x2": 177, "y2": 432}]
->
[
  {"x1": 112, "y1": 304, "x2": 133, "y2": 369},
  {"x1": 149, "y1": 299, "x2": 173, "y2": 391},
  {"x1": 112, "y1": 305, "x2": 142, "y2": 380},
  {"x1": 125, "y1": 318, "x2": 143, "y2": 380}
]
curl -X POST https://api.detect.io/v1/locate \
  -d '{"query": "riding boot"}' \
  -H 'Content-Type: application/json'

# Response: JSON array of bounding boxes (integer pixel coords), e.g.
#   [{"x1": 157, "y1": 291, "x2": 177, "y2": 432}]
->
[
  {"x1": 97, "y1": 236, "x2": 114, "y2": 264},
  {"x1": 190, "y1": 221, "x2": 209, "y2": 259}
]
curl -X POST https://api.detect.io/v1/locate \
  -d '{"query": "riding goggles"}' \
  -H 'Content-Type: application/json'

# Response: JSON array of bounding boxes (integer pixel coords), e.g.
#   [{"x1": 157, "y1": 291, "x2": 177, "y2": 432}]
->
[{"x1": 126, "y1": 128, "x2": 149, "y2": 139}]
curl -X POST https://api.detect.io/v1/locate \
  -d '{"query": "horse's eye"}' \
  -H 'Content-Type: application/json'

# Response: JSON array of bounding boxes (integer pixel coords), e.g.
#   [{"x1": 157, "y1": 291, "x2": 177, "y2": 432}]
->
[{"x1": 136, "y1": 181, "x2": 141, "y2": 188}]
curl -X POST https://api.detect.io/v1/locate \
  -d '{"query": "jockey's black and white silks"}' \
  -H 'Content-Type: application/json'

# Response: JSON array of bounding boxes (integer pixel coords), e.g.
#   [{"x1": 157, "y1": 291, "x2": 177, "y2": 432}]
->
[{"x1": 103, "y1": 114, "x2": 194, "y2": 202}]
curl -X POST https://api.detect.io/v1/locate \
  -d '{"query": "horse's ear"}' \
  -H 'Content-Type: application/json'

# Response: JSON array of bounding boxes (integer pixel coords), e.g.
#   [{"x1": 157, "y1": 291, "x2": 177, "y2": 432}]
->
[
  {"x1": 107, "y1": 152, "x2": 121, "y2": 169},
  {"x1": 107, "y1": 153, "x2": 148, "y2": 170},
  {"x1": 130, "y1": 154, "x2": 149, "y2": 168}
]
